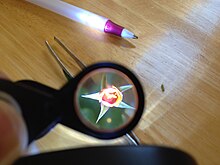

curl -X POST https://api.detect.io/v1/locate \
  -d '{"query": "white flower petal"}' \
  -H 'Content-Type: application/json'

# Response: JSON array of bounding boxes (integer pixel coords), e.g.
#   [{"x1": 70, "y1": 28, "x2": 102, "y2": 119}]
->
[
  {"x1": 81, "y1": 93, "x2": 100, "y2": 101},
  {"x1": 116, "y1": 101, "x2": 135, "y2": 109},
  {"x1": 119, "y1": 85, "x2": 133, "y2": 93},
  {"x1": 96, "y1": 104, "x2": 110, "y2": 123},
  {"x1": 101, "y1": 74, "x2": 107, "y2": 89}
]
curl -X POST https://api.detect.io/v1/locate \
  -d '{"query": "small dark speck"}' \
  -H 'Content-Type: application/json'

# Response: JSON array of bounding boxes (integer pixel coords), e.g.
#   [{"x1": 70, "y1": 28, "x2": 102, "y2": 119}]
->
[{"x1": 161, "y1": 84, "x2": 165, "y2": 92}]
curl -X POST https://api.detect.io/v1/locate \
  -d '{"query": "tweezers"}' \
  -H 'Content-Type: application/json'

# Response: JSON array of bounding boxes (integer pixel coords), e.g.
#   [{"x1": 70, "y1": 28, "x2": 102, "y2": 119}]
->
[
  {"x1": 45, "y1": 36, "x2": 86, "y2": 79},
  {"x1": 45, "y1": 36, "x2": 140, "y2": 145}
]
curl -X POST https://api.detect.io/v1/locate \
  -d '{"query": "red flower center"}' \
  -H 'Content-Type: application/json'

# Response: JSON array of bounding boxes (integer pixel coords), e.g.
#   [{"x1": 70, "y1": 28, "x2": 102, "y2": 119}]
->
[
  {"x1": 102, "y1": 91, "x2": 118, "y2": 104},
  {"x1": 99, "y1": 86, "x2": 123, "y2": 107}
]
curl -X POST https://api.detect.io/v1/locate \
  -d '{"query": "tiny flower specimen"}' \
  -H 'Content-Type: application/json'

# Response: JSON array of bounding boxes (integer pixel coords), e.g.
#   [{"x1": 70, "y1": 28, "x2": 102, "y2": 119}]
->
[{"x1": 81, "y1": 75, "x2": 135, "y2": 123}]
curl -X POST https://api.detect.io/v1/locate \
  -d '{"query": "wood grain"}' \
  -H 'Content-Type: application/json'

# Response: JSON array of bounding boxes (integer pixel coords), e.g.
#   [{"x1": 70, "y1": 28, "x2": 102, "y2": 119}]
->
[{"x1": 0, "y1": 0, "x2": 220, "y2": 164}]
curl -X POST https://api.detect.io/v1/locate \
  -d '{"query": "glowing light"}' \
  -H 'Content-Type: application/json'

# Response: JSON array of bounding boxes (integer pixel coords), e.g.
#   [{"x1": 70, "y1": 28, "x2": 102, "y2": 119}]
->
[
  {"x1": 26, "y1": 0, "x2": 108, "y2": 32},
  {"x1": 76, "y1": 12, "x2": 108, "y2": 31},
  {"x1": 107, "y1": 118, "x2": 112, "y2": 123}
]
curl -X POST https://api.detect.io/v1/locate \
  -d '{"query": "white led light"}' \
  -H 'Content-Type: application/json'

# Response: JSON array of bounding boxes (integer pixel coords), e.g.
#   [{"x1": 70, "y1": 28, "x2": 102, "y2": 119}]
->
[
  {"x1": 26, "y1": 0, "x2": 108, "y2": 31},
  {"x1": 26, "y1": 0, "x2": 137, "y2": 38}
]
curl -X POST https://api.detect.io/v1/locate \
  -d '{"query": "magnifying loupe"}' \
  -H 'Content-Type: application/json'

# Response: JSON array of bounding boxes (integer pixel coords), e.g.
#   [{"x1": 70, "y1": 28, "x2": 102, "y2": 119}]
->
[
  {"x1": 60, "y1": 63, "x2": 144, "y2": 139},
  {"x1": 76, "y1": 68, "x2": 138, "y2": 131},
  {"x1": 0, "y1": 62, "x2": 144, "y2": 143}
]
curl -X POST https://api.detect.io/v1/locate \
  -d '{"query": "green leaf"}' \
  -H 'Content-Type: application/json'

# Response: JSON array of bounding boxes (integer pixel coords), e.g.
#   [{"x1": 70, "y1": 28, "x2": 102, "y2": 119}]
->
[
  {"x1": 161, "y1": 84, "x2": 165, "y2": 92},
  {"x1": 81, "y1": 93, "x2": 100, "y2": 101},
  {"x1": 119, "y1": 85, "x2": 133, "y2": 93},
  {"x1": 96, "y1": 104, "x2": 110, "y2": 123},
  {"x1": 116, "y1": 101, "x2": 135, "y2": 109}
]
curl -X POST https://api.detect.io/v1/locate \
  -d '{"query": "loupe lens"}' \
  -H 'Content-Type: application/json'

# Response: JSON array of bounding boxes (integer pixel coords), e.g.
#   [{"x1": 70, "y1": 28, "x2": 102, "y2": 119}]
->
[{"x1": 75, "y1": 68, "x2": 139, "y2": 132}]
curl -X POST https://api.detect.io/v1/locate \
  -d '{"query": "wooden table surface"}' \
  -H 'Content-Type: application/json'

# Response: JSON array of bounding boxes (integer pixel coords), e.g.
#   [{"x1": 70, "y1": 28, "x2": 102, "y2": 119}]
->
[{"x1": 1, "y1": 0, "x2": 220, "y2": 164}]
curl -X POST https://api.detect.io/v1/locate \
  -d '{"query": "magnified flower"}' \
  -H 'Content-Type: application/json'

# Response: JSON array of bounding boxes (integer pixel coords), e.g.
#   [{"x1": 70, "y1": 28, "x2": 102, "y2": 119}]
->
[
  {"x1": 81, "y1": 75, "x2": 135, "y2": 123},
  {"x1": 99, "y1": 86, "x2": 123, "y2": 107}
]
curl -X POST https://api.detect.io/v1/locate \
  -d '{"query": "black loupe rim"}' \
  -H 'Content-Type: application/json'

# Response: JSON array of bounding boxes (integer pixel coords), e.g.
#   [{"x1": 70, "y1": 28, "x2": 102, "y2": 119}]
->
[
  {"x1": 14, "y1": 145, "x2": 197, "y2": 165},
  {"x1": 61, "y1": 62, "x2": 145, "y2": 139}
]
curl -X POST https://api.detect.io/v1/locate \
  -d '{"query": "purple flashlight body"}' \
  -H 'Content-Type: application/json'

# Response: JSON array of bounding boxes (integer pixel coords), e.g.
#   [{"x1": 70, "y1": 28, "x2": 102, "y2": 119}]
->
[{"x1": 104, "y1": 20, "x2": 124, "y2": 37}]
